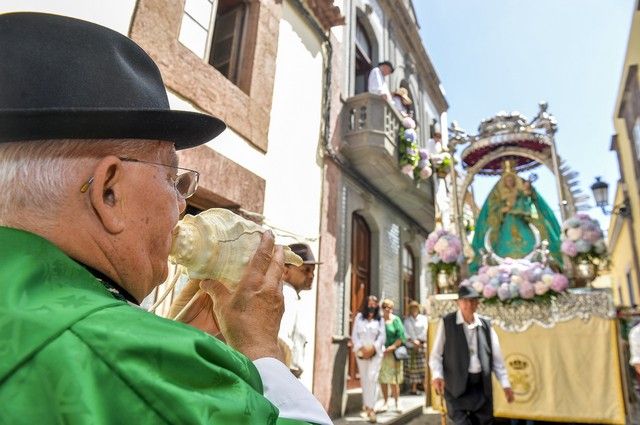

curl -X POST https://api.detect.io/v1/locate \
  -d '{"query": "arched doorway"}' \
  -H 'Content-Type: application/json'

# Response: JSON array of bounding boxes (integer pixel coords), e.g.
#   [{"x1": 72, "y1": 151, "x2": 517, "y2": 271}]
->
[{"x1": 348, "y1": 213, "x2": 372, "y2": 388}]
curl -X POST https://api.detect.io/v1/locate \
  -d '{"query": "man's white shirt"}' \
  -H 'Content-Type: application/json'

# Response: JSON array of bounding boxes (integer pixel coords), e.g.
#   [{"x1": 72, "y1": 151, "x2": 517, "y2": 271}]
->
[
  {"x1": 428, "y1": 311, "x2": 511, "y2": 388},
  {"x1": 367, "y1": 66, "x2": 390, "y2": 98}
]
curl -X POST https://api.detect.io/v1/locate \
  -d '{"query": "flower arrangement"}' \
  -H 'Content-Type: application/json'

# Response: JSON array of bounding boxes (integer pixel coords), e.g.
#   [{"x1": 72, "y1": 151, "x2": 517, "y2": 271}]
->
[
  {"x1": 461, "y1": 259, "x2": 569, "y2": 303},
  {"x1": 561, "y1": 214, "x2": 607, "y2": 263},
  {"x1": 426, "y1": 229, "x2": 463, "y2": 275},
  {"x1": 398, "y1": 117, "x2": 418, "y2": 178},
  {"x1": 414, "y1": 148, "x2": 433, "y2": 180},
  {"x1": 431, "y1": 151, "x2": 452, "y2": 178}
]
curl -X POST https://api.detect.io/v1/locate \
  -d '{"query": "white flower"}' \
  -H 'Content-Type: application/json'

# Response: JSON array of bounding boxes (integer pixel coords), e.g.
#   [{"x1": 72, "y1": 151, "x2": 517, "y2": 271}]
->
[
  {"x1": 566, "y1": 227, "x2": 582, "y2": 241},
  {"x1": 472, "y1": 280, "x2": 485, "y2": 293},
  {"x1": 434, "y1": 238, "x2": 449, "y2": 253}
]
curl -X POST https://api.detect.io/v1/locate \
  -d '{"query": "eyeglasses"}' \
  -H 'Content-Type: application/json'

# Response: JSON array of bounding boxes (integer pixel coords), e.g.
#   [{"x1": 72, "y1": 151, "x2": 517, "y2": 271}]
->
[{"x1": 80, "y1": 157, "x2": 200, "y2": 199}]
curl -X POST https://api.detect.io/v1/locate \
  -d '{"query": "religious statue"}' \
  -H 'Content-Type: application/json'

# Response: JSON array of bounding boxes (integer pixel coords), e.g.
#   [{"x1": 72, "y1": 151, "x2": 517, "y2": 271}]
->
[{"x1": 470, "y1": 160, "x2": 563, "y2": 271}]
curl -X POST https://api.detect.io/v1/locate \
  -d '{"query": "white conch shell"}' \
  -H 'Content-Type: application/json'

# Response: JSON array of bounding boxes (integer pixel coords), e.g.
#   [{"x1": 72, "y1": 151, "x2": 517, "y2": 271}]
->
[{"x1": 169, "y1": 208, "x2": 302, "y2": 289}]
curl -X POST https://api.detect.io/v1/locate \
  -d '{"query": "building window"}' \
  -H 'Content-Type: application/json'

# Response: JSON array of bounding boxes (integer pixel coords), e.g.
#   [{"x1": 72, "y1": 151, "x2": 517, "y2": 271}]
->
[
  {"x1": 354, "y1": 20, "x2": 373, "y2": 95},
  {"x1": 208, "y1": 0, "x2": 248, "y2": 84},
  {"x1": 402, "y1": 245, "x2": 416, "y2": 313},
  {"x1": 179, "y1": 0, "x2": 255, "y2": 89}
]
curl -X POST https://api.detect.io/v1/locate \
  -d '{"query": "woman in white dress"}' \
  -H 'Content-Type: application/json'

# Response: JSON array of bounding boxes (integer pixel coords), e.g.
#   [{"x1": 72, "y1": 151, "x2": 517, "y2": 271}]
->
[{"x1": 351, "y1": 295, "x2": 386, "y2": 423}]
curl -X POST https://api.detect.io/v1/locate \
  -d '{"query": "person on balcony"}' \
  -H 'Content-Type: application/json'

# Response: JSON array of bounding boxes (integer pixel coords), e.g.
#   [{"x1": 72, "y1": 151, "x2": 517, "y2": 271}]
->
[
  {"x1": 391, "y1": 87, "x2": 413, "y2": 117},
  {"x1": 367, "y1": 61, "x2": 394, "y2": 101}
]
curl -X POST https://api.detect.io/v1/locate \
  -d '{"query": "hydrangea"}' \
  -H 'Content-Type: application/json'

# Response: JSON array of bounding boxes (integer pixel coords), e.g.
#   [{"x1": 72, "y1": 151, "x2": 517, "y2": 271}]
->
[
  {"x1": 550, "y1": 274, "x2": 569, "y2": 292},
  {"x1": 561, "y1": 240, "x2": 578, "y2": 257},
  {"x1": 561, "y1": 214, "x2": 607, "y2": 262},
  {"x1": 460, "y1": 260, "x2": 569, "y2": 303},
  {"x1": 483, "y1": 285, "x2": 497, "y2": 298},
  {"x1": 519, "y1": 282, "x2": 535, "y2": 299}
]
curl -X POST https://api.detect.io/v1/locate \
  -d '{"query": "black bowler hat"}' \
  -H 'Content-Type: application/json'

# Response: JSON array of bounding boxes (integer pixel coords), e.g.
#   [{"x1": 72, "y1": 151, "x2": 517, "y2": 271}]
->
[
  {"x1": 0, "y1": 12, "x2": 225, "y2": 149},
  {"x1": 458, "y1": 285, "x2": 481, "y2": 299},
  {"x1": 288, "y1": 243, "x2": 322, "y2": 265}
]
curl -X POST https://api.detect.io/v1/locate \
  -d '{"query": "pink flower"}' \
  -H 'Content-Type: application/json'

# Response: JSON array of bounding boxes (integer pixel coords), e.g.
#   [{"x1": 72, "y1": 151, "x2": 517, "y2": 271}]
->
[
  {"x1": 401, "y1": 164, "x2": 415, "y2": 176},
  {"x1": 550, "y1": 274, "x2": 568, "y2": 292},
  {"x1": 561, "y1": 240, "x2": 578, "y2": 257},
  {"x1": 434, "y1": 238, "x2": 450, "y2": 254},
  {"x1": 402, "y1": 117, "x2": 416, "y2": 129},
  {"x1": 419, "y1": 167, "x2": 433, "y2": 180},
  {"x1": 483, "y1": 285, "x2": 497, "y2": 298},
  {"x1": 519, "y1": 282, "x2": 535, "y2": 299},
  {"x1": 477, "y1": 273, "x2": 490, "y2": 285}
]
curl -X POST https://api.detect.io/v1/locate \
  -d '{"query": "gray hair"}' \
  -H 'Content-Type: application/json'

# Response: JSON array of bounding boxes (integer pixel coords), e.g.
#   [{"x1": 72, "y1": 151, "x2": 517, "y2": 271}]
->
[{"x1": 0, "y1": 139, "x2": 160, "y2": 228}]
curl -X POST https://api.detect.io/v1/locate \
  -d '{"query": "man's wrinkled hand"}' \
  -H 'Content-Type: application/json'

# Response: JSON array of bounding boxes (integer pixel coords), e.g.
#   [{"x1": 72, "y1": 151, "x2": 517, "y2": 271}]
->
[
  {"x1": 169, "y1": 279, "x2": 222, "y2": 338},
  {"x1": 504, "y1": 387, "x2": 515, "y2": 403},
  {"x1": 432, "y1": 378, "x2": 445, "y2": 395},
  {"x1": 201, "y1": 231, "x2": 285, "y2": 361}
]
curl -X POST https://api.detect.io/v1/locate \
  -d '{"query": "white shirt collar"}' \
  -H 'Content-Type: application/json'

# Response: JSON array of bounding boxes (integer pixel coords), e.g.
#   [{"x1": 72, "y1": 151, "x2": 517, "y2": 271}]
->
[{"x1": 456, "y1": 310, "x2": 483, "y2": 329}]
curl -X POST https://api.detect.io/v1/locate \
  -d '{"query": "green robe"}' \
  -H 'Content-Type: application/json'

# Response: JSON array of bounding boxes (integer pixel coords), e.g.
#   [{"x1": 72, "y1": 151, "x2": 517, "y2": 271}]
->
[
  {"x1": 0, "y1": 226, "x2": 310, "y2": 424},
  {"x1": 471, "y1": 183, "x2": 562, "y2": 272}
]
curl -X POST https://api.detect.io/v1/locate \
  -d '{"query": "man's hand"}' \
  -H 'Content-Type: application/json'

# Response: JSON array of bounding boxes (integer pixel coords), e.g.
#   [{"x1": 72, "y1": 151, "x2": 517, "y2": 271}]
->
[
  {"x1": 634, "y1": 363, "x2": 640, "y2": 377},
  {"x1": 201, "y1": 231, "x2": 285, "y2": 361},
  {"x1": 170, "y1": 279, "x2": 222, "y2": 338},
  {"x1": 432, "y1": 378, "x2": 445, "y2": 395},
  {"x1": 413, "y1": 339, "x2": 421, "y2": 347},
  {"x1": 504, "y1": 387, "x2": 515, "y2": 403}
]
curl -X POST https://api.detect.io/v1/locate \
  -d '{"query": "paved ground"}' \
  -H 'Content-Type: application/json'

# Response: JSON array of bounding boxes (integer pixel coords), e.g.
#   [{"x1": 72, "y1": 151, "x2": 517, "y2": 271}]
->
[{"x1": 405, "y1": 407, "x2": 448, "y2": 425}]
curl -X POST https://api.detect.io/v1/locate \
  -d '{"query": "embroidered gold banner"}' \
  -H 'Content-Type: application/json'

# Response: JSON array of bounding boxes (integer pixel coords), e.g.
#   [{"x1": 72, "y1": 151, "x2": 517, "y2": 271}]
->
[{"x1": 428, "y1": 317, "x2": 626, "y2": 424}]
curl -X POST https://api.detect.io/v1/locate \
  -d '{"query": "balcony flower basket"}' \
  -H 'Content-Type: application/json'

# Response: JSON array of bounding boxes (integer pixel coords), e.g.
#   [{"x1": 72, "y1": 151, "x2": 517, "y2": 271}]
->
[
  {"x1": 398, "y1": 118, "x2": 418, "y2": 178},
  {"x1": 413, "y1": 148, "x2": 433, "y2": 181},
  {"x1": 431, "y1": 152, "x2": 452, "y2": 178},
  {"x1": 462, "y1": 259, "x2": 569, "y2": 305},
  {"x1": 426, "y1": 229, "x2": 463, "y2": 293}
]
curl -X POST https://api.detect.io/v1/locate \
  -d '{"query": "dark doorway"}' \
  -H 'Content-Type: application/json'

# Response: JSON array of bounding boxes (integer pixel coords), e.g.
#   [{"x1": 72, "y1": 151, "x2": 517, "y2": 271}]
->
[{"x1": 348, "y1": 213, "x2": 372, "y2": 388}]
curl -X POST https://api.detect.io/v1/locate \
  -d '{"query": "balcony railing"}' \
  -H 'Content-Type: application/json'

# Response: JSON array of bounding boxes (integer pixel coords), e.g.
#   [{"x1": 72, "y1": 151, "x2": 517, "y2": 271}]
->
[{"x1": 341, "y1": 92, "x2": 435, "y2": 229}]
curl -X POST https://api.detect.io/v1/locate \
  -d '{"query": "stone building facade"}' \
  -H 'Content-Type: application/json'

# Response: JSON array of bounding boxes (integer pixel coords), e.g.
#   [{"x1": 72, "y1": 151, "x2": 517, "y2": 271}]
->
[{"x1": 312, "y1": 0, "x2": 448, "y2": 416}]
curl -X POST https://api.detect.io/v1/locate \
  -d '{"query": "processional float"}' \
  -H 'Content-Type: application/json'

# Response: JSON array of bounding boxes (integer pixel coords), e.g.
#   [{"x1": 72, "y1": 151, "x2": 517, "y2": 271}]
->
[{"x1": 428, "y1": 103, "x2": 628, "y2": 424}]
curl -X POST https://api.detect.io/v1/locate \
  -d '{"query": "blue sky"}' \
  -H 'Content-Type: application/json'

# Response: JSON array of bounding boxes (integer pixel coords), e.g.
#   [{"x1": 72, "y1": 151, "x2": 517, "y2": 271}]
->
[{"x1": 414, "y1": 0, "x2": 635, "y2": 229}]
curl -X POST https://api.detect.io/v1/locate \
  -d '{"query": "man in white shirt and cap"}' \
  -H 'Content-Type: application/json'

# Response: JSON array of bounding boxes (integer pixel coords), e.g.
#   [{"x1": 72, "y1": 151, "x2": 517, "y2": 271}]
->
[
  {"x1": 279, "y1": 243, "x2": 321, "y2": 377},
  {"x1": 429, "y1": 285, "x2": 514, "y2": 424},
  {"x1": 367, "y1": 61, "x2": 394, "y2": 101}
]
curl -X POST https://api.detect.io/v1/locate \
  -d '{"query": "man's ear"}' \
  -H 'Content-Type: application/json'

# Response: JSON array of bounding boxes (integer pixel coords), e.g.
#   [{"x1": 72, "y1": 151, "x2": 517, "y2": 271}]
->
[{"x1": 88, "y1": 156, "x2": 126, "y2": 234}]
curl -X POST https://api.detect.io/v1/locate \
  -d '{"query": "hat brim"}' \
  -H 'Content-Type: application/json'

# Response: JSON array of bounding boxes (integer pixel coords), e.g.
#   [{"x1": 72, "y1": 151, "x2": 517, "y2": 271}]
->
[
  {"x1": 0, "y1": 109, "x2": 226, "y2": 150},
  {"x1": 302, "y1": 260, "x2": 323, "y2": 265}
]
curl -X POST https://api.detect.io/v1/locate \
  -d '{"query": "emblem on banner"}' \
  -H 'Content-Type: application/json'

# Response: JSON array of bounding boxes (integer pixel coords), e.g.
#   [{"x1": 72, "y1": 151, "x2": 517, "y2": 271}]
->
[{"x1": 505, "y1": 353, "x2": 535, "y2": 402}]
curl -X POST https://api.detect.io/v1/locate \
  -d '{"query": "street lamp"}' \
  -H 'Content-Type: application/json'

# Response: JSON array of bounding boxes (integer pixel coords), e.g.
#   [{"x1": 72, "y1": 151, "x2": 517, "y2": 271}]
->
[{"x1": 590, "y1": 176, "x2": 631, "y2": 217}]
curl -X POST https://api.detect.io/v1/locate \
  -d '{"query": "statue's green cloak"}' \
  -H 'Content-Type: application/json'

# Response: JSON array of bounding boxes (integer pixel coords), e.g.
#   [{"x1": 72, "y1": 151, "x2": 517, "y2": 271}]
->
[{"x1": 470, "y1": 181, "x2": 562, "y2": 272}]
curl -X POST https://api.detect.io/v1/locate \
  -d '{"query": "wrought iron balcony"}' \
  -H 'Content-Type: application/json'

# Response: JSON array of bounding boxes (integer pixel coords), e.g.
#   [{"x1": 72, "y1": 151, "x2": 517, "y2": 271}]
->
[{"x1": 341, "y1": 92, "x2": 435, "y2": 229}]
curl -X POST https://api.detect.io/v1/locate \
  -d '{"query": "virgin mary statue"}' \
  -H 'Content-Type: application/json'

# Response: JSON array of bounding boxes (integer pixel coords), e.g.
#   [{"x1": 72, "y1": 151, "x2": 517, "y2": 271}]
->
[{"x1": 470, "y1": 160, "x2": 562, "y2": 271}]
